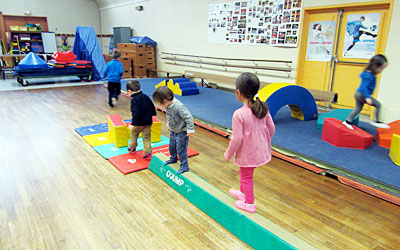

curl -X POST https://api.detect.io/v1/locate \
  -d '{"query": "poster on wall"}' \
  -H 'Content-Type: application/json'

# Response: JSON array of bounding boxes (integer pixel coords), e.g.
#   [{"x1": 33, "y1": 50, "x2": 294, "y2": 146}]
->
[
  {"x1": 208, "y1": 0, "x2": 302, "y2": 47},
  {"x1": 208, "y1": 3, "x2": 229, "y2": 44},
  {"x1": 342, "y1": 13, "x2": 380, "y2": 59},
  {"x1": 306, "y1": 21, "x2": 336, "y2": 61}
]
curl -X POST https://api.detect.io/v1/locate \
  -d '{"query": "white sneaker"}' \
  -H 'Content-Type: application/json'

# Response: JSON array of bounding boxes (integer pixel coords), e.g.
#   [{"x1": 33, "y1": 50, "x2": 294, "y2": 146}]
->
[
  {"x1": 111, "y1": 97, "x2": 117, "y2": 106},
  {"x1": 369, "y1": 121, "x2": 390, "y2": 129},
  {"x1": 342, "y1": 121, "x2": 353, "y2": 130}
]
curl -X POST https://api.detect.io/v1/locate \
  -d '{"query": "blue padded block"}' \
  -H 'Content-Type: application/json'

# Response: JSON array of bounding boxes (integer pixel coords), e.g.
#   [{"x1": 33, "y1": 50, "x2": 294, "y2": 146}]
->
[
  {"x1": 172, "y1": 78, "x2": 190, "y2": 83},
  {"x1": 266, "y1": 85, "x2": 318, "y2": 121},
  {"x1": 179, "y1": 81, "x2": 199, "y2": 96},
  {"x1": 75, "y1": 120, "x2": 132, "y2": 136},
  {"x1": 93, "y1": 135, "x2": 169, "y2": 159},
  {"x1": 317, "y1": 109, "x2": 359, "y2": 130}
]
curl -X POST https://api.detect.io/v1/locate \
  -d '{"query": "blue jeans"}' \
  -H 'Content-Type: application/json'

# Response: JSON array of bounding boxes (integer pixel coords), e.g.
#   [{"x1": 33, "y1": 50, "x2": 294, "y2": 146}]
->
[{"x1": 169, "y1": 131, "x2": 189, "y2": 171}]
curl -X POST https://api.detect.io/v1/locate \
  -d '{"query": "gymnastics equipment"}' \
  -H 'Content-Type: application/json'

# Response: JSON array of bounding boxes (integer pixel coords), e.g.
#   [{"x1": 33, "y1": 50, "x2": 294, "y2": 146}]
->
[
  {"x1": 82, "y1": 132, "x2": 112, "y2": 147},
  {"x1": 93, "y1": 136, "x2": 170, "y2": 160},
  {"x1": 155, "y1": 78, "x2": 199, "y2": 96},
  {"x1": 258, "y1": 83, "x2": 317, "y2": 121},
  {"x1": 148, "y1": 153, "x2": 316, "y2": 250},
  {"x1": 108, "y1": 114, "x2": 129, "y2": 148},
  {"x1": 108, "y1": 144, "x2": 199, "y2": 174},
  {"x1": 125, "y1": 116, "x2": 162, "y2": 143},
  {"x1": 376, "y1": 120, "x2": 400, "y2": 148},
  {"x1": 317, "y1": 109, "x2": 359, "y2": 130},
  {"x1": 389, "y1": 134, "x2": 400, "y2": 166},
  {"x1": 17, "y1": 52, "x2": 49, "y2": 69},
  {"x1": 321, "y1": 118, "x2": 373, "y2": 149}
]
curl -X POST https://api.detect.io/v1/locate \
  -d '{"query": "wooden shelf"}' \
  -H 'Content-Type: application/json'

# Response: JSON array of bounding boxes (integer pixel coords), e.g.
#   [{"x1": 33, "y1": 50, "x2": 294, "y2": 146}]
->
[
  {"x1": 12, "y1": 40, "x2": 42, "y2": 42},
  {"x1": 9, "y1": 30, "x2": 42, "y2": 34}
]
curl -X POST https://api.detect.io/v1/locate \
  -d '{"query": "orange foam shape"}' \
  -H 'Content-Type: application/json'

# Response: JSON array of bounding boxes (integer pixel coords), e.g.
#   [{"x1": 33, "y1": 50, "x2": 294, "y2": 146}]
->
[{"x1": 376, "y1": 120, "x2": 400, "y2": 148}]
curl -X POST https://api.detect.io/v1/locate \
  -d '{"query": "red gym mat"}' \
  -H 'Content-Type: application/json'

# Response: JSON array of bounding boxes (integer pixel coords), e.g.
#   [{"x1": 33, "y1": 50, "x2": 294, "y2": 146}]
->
[{"x1": 108, "y1": 145, "x2": 199, "y2": 174}]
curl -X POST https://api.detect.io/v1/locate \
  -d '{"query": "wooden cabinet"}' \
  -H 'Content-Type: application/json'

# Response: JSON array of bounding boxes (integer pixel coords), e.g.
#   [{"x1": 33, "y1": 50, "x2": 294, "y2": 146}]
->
[{"x1": 9, "y1": 30, "x2": 44, "y2": 53}]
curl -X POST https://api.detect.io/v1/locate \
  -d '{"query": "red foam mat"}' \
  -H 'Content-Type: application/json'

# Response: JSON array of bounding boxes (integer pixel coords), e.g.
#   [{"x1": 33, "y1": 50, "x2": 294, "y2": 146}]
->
[{"x1": 108, "y1": 145, "x2": 199, "y2": 174}]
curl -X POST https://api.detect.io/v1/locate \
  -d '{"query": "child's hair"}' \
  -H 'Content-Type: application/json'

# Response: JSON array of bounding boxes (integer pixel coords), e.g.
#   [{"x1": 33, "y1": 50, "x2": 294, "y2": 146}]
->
[
  {"x1": 236, "y1": 72, "x2": 268, "y2": 119},
  {"x1": 365, "y1": 54, "x2": 387, "y2": 75},
  {"x1": 152, "y1": 86, "x2": 174, "y2": 104},
  {"x1": 112, "y1": 50, "x2": 121, "y2": 59},
  {"x1": 126, "y1": 80, "x2": 141, "y2": 92}
]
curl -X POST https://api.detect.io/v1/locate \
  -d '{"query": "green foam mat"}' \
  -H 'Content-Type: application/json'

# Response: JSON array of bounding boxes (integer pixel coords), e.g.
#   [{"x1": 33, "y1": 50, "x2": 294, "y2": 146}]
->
[{"x1": 148, "y1": 154, "x2": 316, "y2": 250}]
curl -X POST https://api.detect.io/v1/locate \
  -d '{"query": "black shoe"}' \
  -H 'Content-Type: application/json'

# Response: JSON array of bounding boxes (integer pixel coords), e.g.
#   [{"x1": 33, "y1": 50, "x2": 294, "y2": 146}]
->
[{"x1": 163, "y1": 159, "x2": 177, "y2": 166}]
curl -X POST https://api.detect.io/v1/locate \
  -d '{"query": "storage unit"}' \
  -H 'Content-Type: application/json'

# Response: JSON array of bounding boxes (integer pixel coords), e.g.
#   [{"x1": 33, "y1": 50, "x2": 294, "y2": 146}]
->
[
  {"x1": 113, "y1": 27, "x2": 132, "y2": 48},
  {"x1": 117, "y1": 43, "x2": 156, "y2": 78},
  {"x1": 8, "y1": 30, "x2": 44, "y2": 53}
]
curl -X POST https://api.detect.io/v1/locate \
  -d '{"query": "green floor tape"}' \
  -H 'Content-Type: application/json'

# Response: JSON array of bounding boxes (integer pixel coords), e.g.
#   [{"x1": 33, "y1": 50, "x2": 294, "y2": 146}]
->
[{"x1": 149, "y1": 154, "x2": 316, "y2": 250}]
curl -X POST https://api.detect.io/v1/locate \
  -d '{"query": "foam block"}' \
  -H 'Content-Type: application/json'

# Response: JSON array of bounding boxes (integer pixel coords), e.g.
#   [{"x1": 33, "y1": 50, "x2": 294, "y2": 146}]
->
[
  {"x1": 83, "y1": 132, "x2": 112, "y2": 147},
  {"x1": 258, "y1": 83, "x2": 318, "y2": 121},
  {"x1": 317, "y1": 109, "x2": 359, "y2": 130},
  {"x1": 321, "y1": 118, "x2": 373, "y2": 149},
  {"x1": 125, "y1": 116, "x2": 162, "y2": 143},
  {"x1": 376, "y1": 120, "x2": 400, "y2": 148},
  {"x1": 389, "y1": 134, "x2": 400, "y2": 166},
  {"x1": 108, "y1": 114, "x2": 129, "y2": 148}
]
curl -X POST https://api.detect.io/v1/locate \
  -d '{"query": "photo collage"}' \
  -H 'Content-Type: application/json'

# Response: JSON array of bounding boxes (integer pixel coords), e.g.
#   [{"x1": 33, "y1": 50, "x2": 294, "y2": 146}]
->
[{"x1": 208, "y1": 0, "x2": 302, "y2": 47}]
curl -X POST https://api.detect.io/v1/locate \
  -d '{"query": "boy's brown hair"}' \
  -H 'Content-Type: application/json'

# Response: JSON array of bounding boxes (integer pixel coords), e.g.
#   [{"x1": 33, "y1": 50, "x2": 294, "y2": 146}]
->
[
  {"x1": 126, "y1": 80, "x2": 141, "y2": 92},
  {"x1": 112, "y1": 50, "x2": 121, "y2": 59},
  {"x1": 152, "y1": 86, "x2": 174, "y2": 104}
]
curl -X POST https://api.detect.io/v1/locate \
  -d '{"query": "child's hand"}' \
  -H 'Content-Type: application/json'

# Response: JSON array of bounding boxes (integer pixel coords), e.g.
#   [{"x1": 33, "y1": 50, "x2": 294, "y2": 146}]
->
[
  {"x1": 187, "y1": 132, "x2": 195, "y2": 138},
  {"x1": 128, "y1": 125, "x2": 133, "y2": 130},
  {"x1": 366, "y1": 98, "x2": 372, "y2": 105},
  {"x1": 224, "y1": 158, "x2": 230, "y2": 163}
]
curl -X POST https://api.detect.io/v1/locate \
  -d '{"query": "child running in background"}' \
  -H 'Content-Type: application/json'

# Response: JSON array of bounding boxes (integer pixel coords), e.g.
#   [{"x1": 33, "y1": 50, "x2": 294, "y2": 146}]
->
[
  {"x1": 224, "y1": 72, "x2": 275, "y2": 213},
  {"x1": 126, "y1": 80, "x2": 157, "y2": 159},
  {"x1": 103, "y1": 50, "x2": 123, "y2": 107},
  {"x1": 342, "y1": 54, "x2": 390, "y2": 130},
  {"x1": 152, "y1": 86, "x2": 195, "y2": 175}
]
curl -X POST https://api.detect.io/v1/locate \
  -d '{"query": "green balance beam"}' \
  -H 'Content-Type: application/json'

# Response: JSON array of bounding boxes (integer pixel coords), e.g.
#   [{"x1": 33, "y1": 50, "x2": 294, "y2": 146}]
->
[{"x1": 148, "y1": 154, "x2": 316, "y2": 250}]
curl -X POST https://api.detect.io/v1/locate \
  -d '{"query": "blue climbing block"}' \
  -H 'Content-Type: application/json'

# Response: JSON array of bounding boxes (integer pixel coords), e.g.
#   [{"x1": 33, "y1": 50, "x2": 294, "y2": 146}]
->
[
  {"x1": 75, "y1": 120, "x2": 132, "y2": 136},
  {"x1": 317, "y1": 109, "x2": 359, "y2": 130},
  {"x1": 93, "y1": 135, "x2": 169, "y2": 159},
  {"x1": 172, "y1": 78, "x2": 190, "y2": 83},
  {"x1": 180, "y1": 81, "x2": 199, "y2": 96}
]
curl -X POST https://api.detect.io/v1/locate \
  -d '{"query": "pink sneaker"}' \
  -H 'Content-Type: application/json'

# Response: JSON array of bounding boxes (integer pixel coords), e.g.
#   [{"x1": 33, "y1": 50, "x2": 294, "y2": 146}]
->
[
  {"x1": 235, "y1": 200, "x2": 256, "y2": 213},
  {"x1": 229, "y1": 189, "x2": 245, "y2": 201}
]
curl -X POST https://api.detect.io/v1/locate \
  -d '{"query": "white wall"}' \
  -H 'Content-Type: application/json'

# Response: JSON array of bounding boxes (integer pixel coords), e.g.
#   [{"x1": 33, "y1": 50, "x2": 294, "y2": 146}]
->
[{"x1": 1, "y1": 0, "x2": 102, "y2": 51}]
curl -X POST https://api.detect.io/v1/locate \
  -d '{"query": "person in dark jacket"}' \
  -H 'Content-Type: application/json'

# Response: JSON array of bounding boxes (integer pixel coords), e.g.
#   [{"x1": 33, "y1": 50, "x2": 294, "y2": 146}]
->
[{"x1": 126, "y1": 80, "x2": 157, "y2": 159}]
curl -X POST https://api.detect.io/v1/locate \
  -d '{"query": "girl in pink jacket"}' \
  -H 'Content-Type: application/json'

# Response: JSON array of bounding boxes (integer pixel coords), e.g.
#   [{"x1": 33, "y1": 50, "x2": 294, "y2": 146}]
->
[{"x1": 224, "y1": 73, "x2": 275, "y2": 213}]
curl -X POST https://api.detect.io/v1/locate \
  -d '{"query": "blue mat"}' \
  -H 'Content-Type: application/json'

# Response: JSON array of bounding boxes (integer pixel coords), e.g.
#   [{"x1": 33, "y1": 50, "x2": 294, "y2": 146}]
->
[
  {"x1": 75, "y1": 119, "x2": 132, "y2": 136},
  {"x1": 125, "y1": 78, "x2": 400, "y2": 192}
]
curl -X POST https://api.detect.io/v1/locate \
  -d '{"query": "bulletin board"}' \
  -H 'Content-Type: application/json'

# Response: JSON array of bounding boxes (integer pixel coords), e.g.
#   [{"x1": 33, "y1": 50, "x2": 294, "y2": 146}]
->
[{"x1": 208, "y1": 0, "x2": 302, "y2": 47}]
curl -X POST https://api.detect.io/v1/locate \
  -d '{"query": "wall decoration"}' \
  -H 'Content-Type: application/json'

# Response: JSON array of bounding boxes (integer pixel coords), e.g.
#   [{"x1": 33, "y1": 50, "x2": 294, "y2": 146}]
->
[
  {"x1": 306, "y1": 21, "x2": 336, "y2": 61},
  {"x1": 342, "y1": 13, "x2": 380, "y2": 59},
  {"x1": 208, "y1": 0, "x2": 302, "y2": 47}
]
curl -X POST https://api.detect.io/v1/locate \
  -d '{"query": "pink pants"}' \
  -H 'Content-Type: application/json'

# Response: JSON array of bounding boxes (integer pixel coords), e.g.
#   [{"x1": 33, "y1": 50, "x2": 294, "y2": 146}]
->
[{"x1": 239, "y1": 167, "x2": 256, "y2": 204}]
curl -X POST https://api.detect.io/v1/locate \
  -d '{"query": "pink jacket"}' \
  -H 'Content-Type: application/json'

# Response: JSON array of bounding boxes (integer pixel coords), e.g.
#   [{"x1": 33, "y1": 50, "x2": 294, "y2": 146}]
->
[{"x1": 224, "y1": 105, "x2": 275, "y2": 168}]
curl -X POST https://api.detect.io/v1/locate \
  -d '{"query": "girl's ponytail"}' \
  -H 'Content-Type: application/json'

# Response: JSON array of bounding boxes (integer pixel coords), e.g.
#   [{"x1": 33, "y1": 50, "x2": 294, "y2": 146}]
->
[{"x1": 250, "y1": 95, "x2": 268, "y2": 119}]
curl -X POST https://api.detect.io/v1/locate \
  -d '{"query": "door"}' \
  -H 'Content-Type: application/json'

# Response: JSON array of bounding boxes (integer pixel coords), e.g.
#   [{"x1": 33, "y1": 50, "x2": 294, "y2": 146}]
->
[
  {"x1": 331, "y1": 8, "x2": 388, "y2": 114},
  {"x1": 296, "y1": 2, "x2": 392, "y2": 115}
]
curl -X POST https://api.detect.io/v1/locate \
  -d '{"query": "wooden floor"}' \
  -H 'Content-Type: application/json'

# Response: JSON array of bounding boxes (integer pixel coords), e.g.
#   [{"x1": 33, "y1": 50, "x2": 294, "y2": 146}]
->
[{"x1": 0, "y1": 84, "x2": 399, "y2": 249}]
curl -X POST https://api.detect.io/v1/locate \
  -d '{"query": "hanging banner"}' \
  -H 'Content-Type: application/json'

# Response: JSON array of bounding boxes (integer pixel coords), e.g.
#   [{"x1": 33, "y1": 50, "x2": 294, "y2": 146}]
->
[
  {"x1": 342, "y1": 13, "x2": 380, "y2": 59},
  {"x1": 306, "y1": 21, "x2": 336, "y2": 61}
]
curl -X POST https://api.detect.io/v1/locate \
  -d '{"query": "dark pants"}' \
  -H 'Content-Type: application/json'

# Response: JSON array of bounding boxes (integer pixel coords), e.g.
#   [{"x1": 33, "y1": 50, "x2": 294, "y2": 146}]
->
[
  {"x1": 346, "y1": 91, "x2": 381, "y2": 123},
  {"x1": 169, "y1": 131, "x2": 189, "y2": 171},
  {"x1": 107, "y1": 81, "x2": 121, "y2": 105}
]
